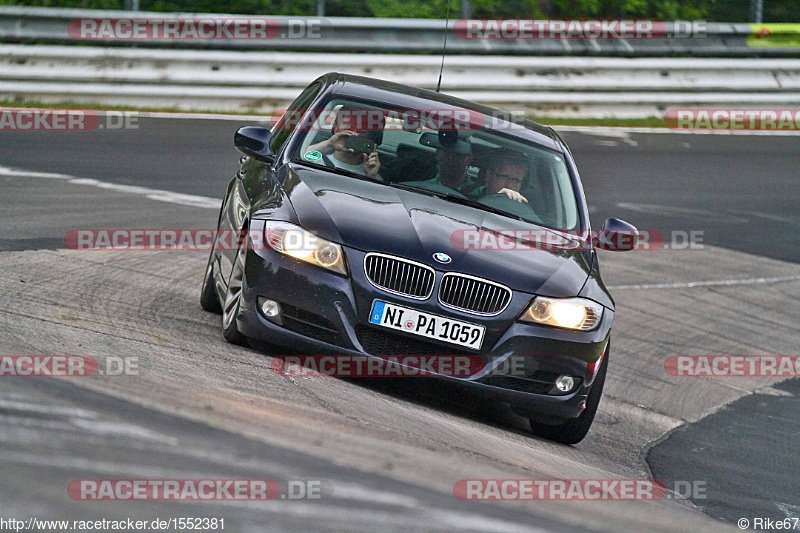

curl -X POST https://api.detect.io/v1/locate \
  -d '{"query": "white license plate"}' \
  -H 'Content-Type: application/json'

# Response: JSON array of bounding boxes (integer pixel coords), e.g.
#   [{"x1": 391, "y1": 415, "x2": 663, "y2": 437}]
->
[{"x1": 368, "y1": 300, "x2": 485, "y2": 350}]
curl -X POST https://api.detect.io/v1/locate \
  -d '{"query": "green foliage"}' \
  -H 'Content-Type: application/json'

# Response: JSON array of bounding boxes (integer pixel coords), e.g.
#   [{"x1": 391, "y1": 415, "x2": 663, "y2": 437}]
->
[
  {"x1": 705, "y1": 0, "x2": 800, "y2": 22},
  {"x1": 323, "y1": 0, "x2": 371, "y2": 18},
  {"x1": 469, "y1": 0, "x2": 544, "y2": 19},
  {"x1": 139, "y1": 0, "x2": 320, "y2": 15},
  {"x1": 363, "y1": 0, "x2": 445, "y2": 18},
  {"x1": 0, "y1": 0, "x2": 123, "y2": 7},
  {"x1": 551, "y1": 0, "x2": 711, "y2": 19},
  {"x1": 621, "y1": 0, "x2": 710, "y2": 19}
]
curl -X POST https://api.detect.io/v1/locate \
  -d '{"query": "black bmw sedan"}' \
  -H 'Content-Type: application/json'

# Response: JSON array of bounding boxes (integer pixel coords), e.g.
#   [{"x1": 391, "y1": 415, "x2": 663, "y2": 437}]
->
[{"x1": 200, "y1": 72, "x2": 638, "y2": 444}]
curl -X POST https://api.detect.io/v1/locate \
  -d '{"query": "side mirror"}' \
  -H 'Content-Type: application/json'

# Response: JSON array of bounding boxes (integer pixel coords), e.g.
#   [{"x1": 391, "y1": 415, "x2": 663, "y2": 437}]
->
[
  {"x1": 234, "y1": 126, "x2": 275, "y2": 162},
  {"x1": 595, "y1": 218, "x2": 639, "y2": 252}
]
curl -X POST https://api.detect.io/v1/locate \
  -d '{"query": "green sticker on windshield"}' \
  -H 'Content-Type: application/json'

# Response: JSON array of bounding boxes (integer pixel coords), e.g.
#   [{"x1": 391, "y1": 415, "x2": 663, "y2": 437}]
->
[{"x1": 304, "y1": 150, "x2": 322, "y2": 161}]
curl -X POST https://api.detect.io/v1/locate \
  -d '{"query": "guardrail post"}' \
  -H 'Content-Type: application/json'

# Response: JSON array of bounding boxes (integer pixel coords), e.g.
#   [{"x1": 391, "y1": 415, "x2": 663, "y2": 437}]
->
[{"x1": 750, "y1": 0, "x2": 763, "y2": 23}]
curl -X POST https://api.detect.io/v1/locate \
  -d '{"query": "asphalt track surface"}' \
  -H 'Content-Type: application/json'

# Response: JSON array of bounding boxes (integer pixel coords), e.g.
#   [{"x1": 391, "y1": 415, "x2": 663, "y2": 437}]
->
[
  {"x1": 648, "y1": 378, "x2": 800, "y2": 524},
  {"x1": 1, "y1": 116, "x2": 799, "y2": 532}
]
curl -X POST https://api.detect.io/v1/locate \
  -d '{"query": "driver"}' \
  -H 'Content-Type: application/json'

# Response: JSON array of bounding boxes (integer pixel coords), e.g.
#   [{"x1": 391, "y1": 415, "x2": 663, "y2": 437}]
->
[
  {"x1": 307, "y1": 106, "x2": 383, "y2": 180},
  {"x1": 474, "y1": 151, "x2": 529, "y2": 203}
]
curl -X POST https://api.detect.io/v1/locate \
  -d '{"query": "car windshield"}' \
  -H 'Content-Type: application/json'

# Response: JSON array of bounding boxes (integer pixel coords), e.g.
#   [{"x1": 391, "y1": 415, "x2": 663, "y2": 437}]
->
[{"x1": 290, "y1": 96, "x2": 580, "y2": 230}]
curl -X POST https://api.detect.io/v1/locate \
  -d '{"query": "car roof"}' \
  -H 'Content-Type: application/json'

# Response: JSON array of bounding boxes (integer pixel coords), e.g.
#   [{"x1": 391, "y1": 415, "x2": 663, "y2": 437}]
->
[{"x1": 319, "y1": 72, "x2": 561, "y2": 152}]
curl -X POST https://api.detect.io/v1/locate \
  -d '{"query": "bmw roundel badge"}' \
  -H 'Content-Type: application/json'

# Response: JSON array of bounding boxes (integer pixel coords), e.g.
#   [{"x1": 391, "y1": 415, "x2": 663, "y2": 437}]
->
[{"x1": 433, "y1": 252, "x2": 452, "y2": 264}]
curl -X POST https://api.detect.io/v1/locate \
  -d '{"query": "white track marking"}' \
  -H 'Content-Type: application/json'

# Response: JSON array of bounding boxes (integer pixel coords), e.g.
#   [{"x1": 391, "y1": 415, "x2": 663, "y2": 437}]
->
[
  {"x1": 0, "y1": 165, "x2": 220, "y2": 209},
  {"x1": 0, "y1": 399, "x2": 96, "y2": 419},
  {"x1": 609, "y1": 274, "x2": 800, "y2": 290},
  {"x1": 738, "y1": 210, "x2": 800, "y2": 226},
  {"x1": 0, "y1": 450, "x2": 241, "y2": 479},
  {"x1": 139, "y1": 111, "x2": 274, "y2": 122},
  {"x1": 775, "y1": 502, "x2": 800, "y2": 528},
  {"x1": 617, "y1": 203, "x2": 800, "y2": 226},
  {"x1": 332, "y1": 482, "x2": 420, "y2": 508},
  {"x1": 69, "y1": 418, "x2": 180, "y2": 444},
  {"x1": 0, "y1": 167, "x2": 73, "y2": 179},
  {"x1": 577, "y1": 128, "x2": 639, "y2": 146},
  {"x1": 616, "y1": 202, "x2": 750, "y2": 224}
]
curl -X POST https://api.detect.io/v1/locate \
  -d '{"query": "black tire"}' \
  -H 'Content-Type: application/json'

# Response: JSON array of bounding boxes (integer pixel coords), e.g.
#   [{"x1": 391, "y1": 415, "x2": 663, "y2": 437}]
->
[
  {"x1": 200, "y1": 249, "x2": 222, "y2": 314},
  {"x1": 529, "y1": 349, "x2": 609, "y2": 445},
  {"x1": 221, "y1": 243, "x2": 248, "y2": 346}
]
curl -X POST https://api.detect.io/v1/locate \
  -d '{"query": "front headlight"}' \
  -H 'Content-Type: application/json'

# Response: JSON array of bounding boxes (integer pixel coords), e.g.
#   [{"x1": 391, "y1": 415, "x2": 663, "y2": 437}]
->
[
  {"x1": 265, "y1": 221, "x2": 348, "y2": 275},
  {"x1": 519, "y1": 296, "x2": 603, "y2": 331}
]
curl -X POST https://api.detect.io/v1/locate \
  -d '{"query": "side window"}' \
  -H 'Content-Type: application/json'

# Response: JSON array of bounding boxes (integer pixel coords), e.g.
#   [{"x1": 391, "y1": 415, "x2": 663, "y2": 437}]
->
[{"x1": 269, "y1": 81, "x2": 324, "y2": 155}]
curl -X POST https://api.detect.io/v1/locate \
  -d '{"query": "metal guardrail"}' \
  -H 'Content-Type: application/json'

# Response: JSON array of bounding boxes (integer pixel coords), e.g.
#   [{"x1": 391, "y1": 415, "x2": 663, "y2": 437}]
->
[
  {"x1": 2, "y1": 45, "x2": 799, "y2": 118},
  {"x1": 1, "y1": 5, "x2": 799, "y2": 57}
]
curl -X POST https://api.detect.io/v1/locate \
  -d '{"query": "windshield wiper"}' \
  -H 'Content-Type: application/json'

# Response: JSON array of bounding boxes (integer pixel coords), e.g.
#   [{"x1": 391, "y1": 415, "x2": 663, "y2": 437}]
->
[{"x1": 387, "y1": 182, "x2": 444, "y2": 195}]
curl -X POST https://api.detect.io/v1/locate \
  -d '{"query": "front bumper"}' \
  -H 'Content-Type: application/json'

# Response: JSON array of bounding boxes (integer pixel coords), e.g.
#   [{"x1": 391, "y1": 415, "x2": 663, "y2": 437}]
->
[{"x1": 237, "y1": 220, "x2": 612, "y2": 420}]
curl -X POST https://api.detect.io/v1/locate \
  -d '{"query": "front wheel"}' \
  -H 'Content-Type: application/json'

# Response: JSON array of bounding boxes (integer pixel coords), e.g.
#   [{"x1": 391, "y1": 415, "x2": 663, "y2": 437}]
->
[
  {"x1": 529, "y1": 348, "x2": 608, "y2": 445},
  {"x1": 200, "y1": 249, "x2": 222, "y2": 314},
  {"x1": 221, "y1": 244, "x2": 248, "y2": 346}
]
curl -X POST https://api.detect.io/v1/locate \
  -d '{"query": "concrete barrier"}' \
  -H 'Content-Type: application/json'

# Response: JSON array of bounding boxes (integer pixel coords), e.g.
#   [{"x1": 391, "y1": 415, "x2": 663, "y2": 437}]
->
[{"x1": 2, "y1": 45, "x2": 799, "y2": 117}]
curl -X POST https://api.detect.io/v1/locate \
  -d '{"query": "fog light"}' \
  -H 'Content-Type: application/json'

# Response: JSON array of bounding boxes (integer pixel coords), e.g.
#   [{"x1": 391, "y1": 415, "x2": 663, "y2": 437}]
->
[
  {"x1": 555, "y1": 375, "x2": 575, "y2": 392},
  {"x1": 258, "y1": 297, "x2": 281, "y2": 318}
]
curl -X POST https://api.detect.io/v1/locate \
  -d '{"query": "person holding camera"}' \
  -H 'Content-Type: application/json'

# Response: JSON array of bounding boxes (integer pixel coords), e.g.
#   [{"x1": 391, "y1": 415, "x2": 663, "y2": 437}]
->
[{"x1": 307, "y1": 106, "x2": 383, "y2": 180}]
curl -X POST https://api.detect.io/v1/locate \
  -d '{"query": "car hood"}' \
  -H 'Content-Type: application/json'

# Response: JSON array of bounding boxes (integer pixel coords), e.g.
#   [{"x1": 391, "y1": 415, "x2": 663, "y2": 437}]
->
[{"x1": 283, "y1": 164, "x2": 592, "y2": 296}]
